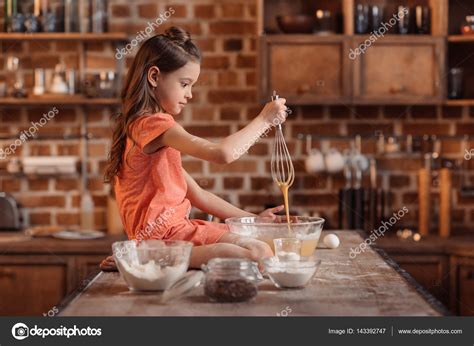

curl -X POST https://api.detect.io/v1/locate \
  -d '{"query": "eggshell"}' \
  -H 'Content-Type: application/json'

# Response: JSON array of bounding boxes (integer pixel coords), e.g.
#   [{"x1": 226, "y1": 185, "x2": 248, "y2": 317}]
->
[{"x1": 323, "y1": 234, "x2": 340, "y2": 249}]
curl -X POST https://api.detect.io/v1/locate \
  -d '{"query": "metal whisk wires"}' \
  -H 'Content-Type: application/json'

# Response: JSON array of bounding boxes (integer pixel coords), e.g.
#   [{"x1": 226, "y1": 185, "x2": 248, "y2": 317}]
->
[{"x1": 270, "y1": 91, "x2": 294, "y2": 189}]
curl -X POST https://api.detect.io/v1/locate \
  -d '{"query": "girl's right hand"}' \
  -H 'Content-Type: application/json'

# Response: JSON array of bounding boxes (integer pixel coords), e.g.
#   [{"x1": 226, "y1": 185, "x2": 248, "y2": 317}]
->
[{"x1": 258, "y1": 98, "x2": 288, "y2": 126}]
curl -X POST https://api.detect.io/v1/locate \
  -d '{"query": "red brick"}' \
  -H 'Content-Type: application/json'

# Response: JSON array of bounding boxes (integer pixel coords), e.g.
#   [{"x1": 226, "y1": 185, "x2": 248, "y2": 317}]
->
[
  {"x1": 17, "y1": 196, "x2": 65, "y2": 208},
  {"x1": 441, "y1": 139, "x2": 461, "y2": 154},
  {"x1": 347, "y1": 123, "x2": 393, "y2": 136},
  {"x1": 196, "y1": 177, "x2": 215, "y2": 189},
  {"x1": 246, "y1": 71, "x2": 256, "y2": 86},
  {"x1": 185, "y1": 125, "x2": 230, "y2": 137},
  {"x1": 223, "y1": 39, "x2": 243, "y2": 51},
  {"x1": 56, "y1": 212, "x2": 80, "y2": 226},
  {"x1": 1, "y1": 178, "x2": 21, "y2": 192},
  {"x1": 223, "y1": 177, "x2": 243, "y2": 189},
  {"x1": 29, "y1": 212, "x2": 51, "y2": 225},
  {"x1": 209, "y1": 21, "x2": 256, "y2": 35},
  {"x1": 111, "y1": 4, "x2": 130, "y2": 17},
  {"x1": 28, "y1": 179, "x2": 50, "y2": 191},
  {"x1": 88, "y1": 143, "x2": 107, "y2": 157},
  {"x1": 168, "y1": 4, "x2": 187, "y2": 18},
  {"x1": 220, "y1": 107, "x2": 240, "y2": 120},
  {"x1": 236, "y1": 54, "x2": 256, "y2": 68},
  {"x1": 389, "y1": 175, "x2": 411, "y2": 188},
  {"x1": 210, "y1": 160, "x2": 257, "y2": 173},
  {"x1": 239, "y1": 194, "x2": 282, "y2": 207},
  {"x1": 191, "y1": 107, "x2": 215, "y2": 121},
  {"x1": 218, "y1": 71, "x2": 238, "y2": 87},
  {"x1": 56, "y1": 178, "x2": 79, "y2": 191},
  {"x1": 292, "y1": 193, "x2": 337, "y2": 207},
  {"x1": 29, "y1": 144, "x2": 51, "y2": 156},
  {"x1": 92, "y1": 194, "x2": 107, "y2": 207},
  {"x1": 58, "y1": 144, "x2": 80, "y2": 156},
  {"x1": 208, "y1": 90, "x2": 255, "y2": 104},
  {"x1": 292, "y1": 124, "x2": 343, "y2": 136},
  {"x1": 194, "y1": 4, "x2": 215, "y2": 18},
  {"x1": 302, "y1": 175, "x2": 328, "y2": 189},
  {"x1": 138, "y1": 4, "x2": 157, "y2": 18},
  {"x1": 86, "y1": 56, "x2": 116, "y2": 69},
  {"x1": 221, "y1": 3, "x2": 244, "y2": 17},
  {"x1": 201, "y1": 56, "x2": 230, "y2": 69},
  {"x1": 182, "y1": 160, "x2": 203, "y2": 173},
  {"x1": 195, "y1": 38, "x2": 215, "y2": 52},
  {"x1": 251, "y1": 177, "x2": 273, "y2": 190}
]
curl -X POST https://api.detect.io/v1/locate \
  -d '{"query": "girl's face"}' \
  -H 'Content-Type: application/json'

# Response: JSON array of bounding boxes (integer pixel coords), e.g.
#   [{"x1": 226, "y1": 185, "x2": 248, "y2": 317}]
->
[{"x1": 149, "y1": 61, "x2": 200, "y2": 115}]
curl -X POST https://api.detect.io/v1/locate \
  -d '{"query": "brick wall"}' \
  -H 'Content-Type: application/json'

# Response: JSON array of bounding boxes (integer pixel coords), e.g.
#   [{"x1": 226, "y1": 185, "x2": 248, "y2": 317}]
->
[{"x1": 0, "y1": 0, "x2": 473, "y2": 235}]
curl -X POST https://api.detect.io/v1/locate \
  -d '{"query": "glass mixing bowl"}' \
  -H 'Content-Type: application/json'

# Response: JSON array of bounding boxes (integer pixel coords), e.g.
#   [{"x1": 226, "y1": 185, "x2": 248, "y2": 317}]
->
[
  {"x1": 225, "y1": 216, "x2": 325, "y2": 256},
  {"x1": 112, "y1": 240, "x2": 193, "y2": 291}
]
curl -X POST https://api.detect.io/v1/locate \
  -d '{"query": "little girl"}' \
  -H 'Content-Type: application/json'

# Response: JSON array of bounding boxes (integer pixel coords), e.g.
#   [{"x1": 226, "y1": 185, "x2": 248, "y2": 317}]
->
[{"x1": 102, "y1": 27, "x2": 288, "y2": 270}]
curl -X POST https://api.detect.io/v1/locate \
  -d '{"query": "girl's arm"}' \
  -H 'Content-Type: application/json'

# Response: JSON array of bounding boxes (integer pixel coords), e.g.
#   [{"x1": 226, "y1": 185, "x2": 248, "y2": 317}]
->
[
  {"x1": 143, "y1": 99, "x2": 287, "y2": 163},
  {"x1": 183, "y1": 169, "x2": 253, "y2": 219}
]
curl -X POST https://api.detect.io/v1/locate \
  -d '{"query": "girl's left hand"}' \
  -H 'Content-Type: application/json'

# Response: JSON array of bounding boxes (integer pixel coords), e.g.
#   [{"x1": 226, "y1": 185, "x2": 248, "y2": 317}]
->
[{"x1": 258, "y1": 205, "x2": 284, "y2": 219}]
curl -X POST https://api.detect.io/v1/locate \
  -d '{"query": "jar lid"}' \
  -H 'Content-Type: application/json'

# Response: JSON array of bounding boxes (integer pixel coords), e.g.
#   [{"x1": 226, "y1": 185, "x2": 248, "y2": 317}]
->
[
  {"x1": 205, "y1": 258, "x2": 256, "y2": 270},
  {"x1": 160, "y1": 270, "x2": 204, "y2": 303}
]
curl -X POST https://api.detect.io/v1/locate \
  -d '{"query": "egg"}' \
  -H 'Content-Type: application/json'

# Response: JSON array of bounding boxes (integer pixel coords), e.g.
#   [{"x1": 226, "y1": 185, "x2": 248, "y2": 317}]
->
[{"x1": 323, "y1": 234, "x2": 340, "y2": 249}]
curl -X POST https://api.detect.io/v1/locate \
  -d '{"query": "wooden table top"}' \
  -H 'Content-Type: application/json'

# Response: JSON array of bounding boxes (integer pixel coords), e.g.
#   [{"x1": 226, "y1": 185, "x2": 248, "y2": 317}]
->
[{"x1": 59, "y1": 230, "x2": 446, "y2": 316}]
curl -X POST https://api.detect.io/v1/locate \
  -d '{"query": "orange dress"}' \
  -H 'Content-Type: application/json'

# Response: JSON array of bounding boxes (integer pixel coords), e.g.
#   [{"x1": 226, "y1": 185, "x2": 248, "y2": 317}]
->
[{"x1": 114, "y1": 112, "x2": 229, "y2": 245}]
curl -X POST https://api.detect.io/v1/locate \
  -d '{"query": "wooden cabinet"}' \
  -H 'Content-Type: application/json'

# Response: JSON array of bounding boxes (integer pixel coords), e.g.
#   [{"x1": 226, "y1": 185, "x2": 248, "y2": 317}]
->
[
  {"x1": 352, "y1": 36, "x2": 445, "y2": 104},
  {"x1": 0, "y1": 234, "x2": 124, "y2": 316},
  {"x1": 0, "y1": 255, "x2": 103, "y2": 316},
  {"x1": 450, "y1": 256, "x2": 474, "y2": 316},
  {"x1": 259, "y1": 35, "x2": 352, "y2": 104},
  {"x1": 0, "y1": 257, "x2": 69, "y2": 316},
  {"x1": 390, "y1": 254, "x2": 449, "y2": 306}
]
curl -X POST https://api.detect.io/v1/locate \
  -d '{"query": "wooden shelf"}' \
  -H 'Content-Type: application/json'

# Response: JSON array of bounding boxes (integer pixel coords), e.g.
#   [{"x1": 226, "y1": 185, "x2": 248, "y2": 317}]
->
[
  {"x1": 0, "y1": 96, "x2": 120, "y2": 106},
  {"x1": 448, "y1": 35, "x2": 474, "y2": 42},
  {"x1": 445, "y1": 99, "x2": 474, "y2": 106},
  {"x1": 0, "y1": 32, "x2": 128, "y2": 41}
]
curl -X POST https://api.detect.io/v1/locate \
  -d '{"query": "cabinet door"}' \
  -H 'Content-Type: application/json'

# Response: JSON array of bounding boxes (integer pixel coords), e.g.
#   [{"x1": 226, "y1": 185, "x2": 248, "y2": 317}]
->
[
  {"x1": 390, "y1": 254, "x2": 449, "y2": 306},
  {"x1": 352, "y1": 36, "x2": 445, "y2": 104},
  {"x1": 75, "y1": 255, "x2": 106, "y2": 288},
  {"x1": 259, "y1": 36, "x2": 351, "y2": 104},
  {"x1": 458, "y1": 265, "x2": 474, "y2": 316},
  {"x1": 0, "y1": 257, "x2": 68, "y2": 316}
]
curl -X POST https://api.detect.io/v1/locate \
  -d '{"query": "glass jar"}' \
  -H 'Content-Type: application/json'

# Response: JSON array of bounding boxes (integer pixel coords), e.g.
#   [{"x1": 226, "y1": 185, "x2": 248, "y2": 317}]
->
[
  {"x1": 202, "y1": 258, "x2": 261, "y2": 303},
  {"x1": 461, "y1": 15, "x2": 474, "y2": 35}
]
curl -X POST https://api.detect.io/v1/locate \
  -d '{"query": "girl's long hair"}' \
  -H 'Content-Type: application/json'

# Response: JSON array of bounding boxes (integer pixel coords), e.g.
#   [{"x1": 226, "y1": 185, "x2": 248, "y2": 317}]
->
[{"x1": 104, "y1": 27, "x2": 201, "y2": 184}]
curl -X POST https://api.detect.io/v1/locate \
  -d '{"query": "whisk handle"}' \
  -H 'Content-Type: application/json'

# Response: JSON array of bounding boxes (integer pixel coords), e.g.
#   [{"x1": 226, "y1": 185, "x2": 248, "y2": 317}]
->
[{"x1": 271, "y1": 90, "x2": 282, "y2": 130}]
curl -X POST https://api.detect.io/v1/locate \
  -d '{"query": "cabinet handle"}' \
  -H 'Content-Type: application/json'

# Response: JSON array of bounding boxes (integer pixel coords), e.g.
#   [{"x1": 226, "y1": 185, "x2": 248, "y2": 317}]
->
[
  {"x1": 297, "y1": 84, "x2": 311, "y2": 94},
  {"x1": 0, "y1": 269, "x2": 16, "y2": 279},
  {"x1": 389, "y1": 85, "x2": 406, "y2": 94}
]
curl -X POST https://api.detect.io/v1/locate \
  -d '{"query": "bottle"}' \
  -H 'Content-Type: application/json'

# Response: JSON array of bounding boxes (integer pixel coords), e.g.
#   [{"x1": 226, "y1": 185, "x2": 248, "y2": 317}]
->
[{"x1": 81, "y1": 191, "x2": 95, "y2": 230}]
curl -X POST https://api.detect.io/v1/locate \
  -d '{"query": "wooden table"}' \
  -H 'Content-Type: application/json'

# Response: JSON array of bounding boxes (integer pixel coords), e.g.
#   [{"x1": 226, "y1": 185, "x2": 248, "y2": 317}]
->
[{"x1": 59, "y1": 231, "x2": 446, "y2": 316}]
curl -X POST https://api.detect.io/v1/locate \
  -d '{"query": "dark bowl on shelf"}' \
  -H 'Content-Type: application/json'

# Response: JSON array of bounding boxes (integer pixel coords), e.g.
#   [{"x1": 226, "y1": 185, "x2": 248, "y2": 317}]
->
[{"x1": 276, "y1": 15, "x2": 315, "y2": 34}]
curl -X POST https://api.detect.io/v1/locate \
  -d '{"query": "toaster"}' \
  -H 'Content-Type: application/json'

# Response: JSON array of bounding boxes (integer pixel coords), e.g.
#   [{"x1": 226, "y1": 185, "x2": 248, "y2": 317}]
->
[{"x1": 0, "y1": 192, "x2": 21, "y2": 230}]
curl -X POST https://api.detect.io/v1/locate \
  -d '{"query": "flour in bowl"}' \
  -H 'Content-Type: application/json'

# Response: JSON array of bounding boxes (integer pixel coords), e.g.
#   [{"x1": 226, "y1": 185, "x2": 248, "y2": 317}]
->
[{"x1": 117, "y1": 259, "x2": 187, "y2": 291}]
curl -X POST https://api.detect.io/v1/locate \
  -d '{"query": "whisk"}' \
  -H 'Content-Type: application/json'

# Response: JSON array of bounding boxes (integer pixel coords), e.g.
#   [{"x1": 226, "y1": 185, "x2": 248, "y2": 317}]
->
[{"x1": 270, "y1": 91, "x2": 294, "y2": 229}]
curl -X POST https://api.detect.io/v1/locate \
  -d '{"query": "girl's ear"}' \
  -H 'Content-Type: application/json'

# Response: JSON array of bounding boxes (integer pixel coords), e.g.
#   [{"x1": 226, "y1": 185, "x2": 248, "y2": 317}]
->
[{"x1": 147, "y1": 66, "x2": 160, "y2": 88}]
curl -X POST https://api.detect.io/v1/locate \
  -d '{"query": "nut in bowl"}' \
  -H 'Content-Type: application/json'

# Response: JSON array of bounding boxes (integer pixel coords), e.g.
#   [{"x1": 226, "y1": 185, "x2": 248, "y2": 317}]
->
[
  {"x1": 225, "y1": 216, "x2": 324, "y2": 256},
  {"x1": 112, "y1": 240, "x2": 193, "y2": 292},
  {"x1": 263, "y1": 256, "x2": 321, "y2": 289}
]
